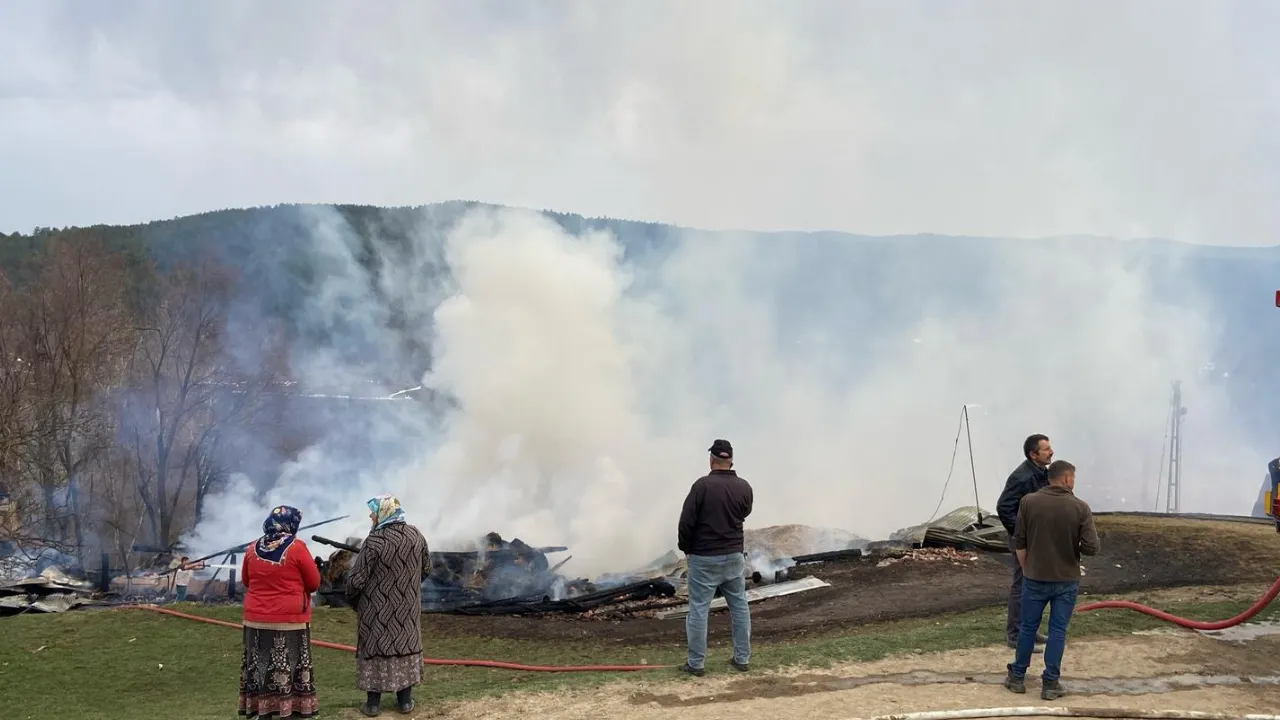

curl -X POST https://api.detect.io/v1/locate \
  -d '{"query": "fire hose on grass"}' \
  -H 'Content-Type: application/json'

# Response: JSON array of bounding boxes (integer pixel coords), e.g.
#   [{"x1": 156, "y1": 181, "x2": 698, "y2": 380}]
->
[
  {"x1": 123, "y1": 573, "x2": 1280, "y2": 674},
  {"x1": 116, "y1": 611, "x2": 1280, "y2": 720},
  {"x1": 120, "y1": 604, "x2": 670, "y2": 672},
  {"x1": 116, "y1": 607, "x2": 1280, "y2": 720},
  {"x1": 121, "y1": 572, "x2": 1280, "y2": 672},
  {"x1": 1075, "y1": 572, "x2": 1280, "y2": 630}
]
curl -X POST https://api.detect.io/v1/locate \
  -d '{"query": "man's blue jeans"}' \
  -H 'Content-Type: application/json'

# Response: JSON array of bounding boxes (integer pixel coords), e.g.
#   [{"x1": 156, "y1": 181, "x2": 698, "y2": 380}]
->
[
  {"x1": 685, "y1": 552, "x2": 751, "y2": 669},
  {"x1": 1008, "y1": 578, "x2": 1078, "y2": 683}
]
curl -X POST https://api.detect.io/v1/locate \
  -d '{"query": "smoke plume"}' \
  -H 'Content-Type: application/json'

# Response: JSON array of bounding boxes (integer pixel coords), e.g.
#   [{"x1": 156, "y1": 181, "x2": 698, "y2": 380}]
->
[{"x1": 188, "y1": 206, "x2": 1264, "y2": 576}]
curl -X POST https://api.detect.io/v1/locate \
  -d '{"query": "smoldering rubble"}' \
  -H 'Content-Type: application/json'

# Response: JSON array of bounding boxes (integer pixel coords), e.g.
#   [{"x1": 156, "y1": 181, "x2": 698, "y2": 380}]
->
[
  {"x1": 312, "y1": 531, "x2": 680, "y2": 616},
  {"x1": 309, "y1": 506, "x2": 1002, "y2": 619},
  {"x1": 0, "y1": 505, "x2": 1006, "y2": 619},
  {"x1": 0, "y1": 566, "x2": 102, "y2": 615}
]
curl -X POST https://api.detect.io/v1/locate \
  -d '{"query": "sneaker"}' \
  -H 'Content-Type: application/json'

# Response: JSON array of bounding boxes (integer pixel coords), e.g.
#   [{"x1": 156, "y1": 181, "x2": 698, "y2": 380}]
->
[
  {"x1": 1003, "y1": 672, "x2": 1026, "y2": 694},
  {"x1": 679, "y1": 663, "x2": 705, "y2": 677},
  {"x1": 729, "y1": 660, "x2": 749, "y2": 672},
  {"x1": 1041, "y1": 679, "x2": 1066, "y2": 700}
]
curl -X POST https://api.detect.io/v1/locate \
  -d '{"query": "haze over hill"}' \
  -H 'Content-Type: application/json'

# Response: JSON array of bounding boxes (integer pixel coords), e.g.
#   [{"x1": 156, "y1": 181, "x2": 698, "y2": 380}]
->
[{"x1": 5, "y1": 203, "x2": 1276, "y2": 574}]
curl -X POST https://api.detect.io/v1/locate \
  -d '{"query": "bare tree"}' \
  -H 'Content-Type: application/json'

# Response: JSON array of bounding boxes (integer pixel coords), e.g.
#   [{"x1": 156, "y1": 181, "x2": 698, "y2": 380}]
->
[
  {"x1": 0, "y1": 271, "x2": 32, "y2": 477},
  {"x1": 0, "y1": 239, "x2": 132, "y2": 562},
  {"x1": 34, "y1": 239, "x2": 133, "y2": 557},
  {"x1": 3, "y1": 237, "x2": 292, "y2": 567},
  {"x1": 121, "y1": 257, "x2": 239, "y2": 546}
]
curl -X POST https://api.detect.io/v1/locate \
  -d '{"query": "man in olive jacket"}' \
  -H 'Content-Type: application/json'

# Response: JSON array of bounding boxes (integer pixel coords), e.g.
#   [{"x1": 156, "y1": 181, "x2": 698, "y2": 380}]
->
[{"x1": 1004, "y1": 460, "x2": 1101, "y2": 700}]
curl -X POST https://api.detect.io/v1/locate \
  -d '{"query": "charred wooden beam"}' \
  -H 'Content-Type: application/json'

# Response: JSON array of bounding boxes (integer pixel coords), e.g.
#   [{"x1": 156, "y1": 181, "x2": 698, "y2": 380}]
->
[{"x1": 791, "y1": 548, "x2": 864, "y2": 564}]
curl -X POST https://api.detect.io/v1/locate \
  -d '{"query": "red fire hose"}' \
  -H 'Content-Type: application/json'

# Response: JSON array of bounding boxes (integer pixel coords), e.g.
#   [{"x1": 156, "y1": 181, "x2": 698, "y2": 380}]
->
[
  {"x1": 121, "y1": 574, "x2": 1280, "y2": 672},
  {"x1": 119, "y1": 605, "x2": 670, "y2": 672},
  {"x1": 1076, "y1": 573, "x2": 1280, "y2": 631}
]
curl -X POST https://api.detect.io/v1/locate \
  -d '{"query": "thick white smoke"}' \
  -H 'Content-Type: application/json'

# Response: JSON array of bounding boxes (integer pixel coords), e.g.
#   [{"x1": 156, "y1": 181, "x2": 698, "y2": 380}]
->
[{"x1": 189, "y1": 206, "x2": 1265, "y2": 576}]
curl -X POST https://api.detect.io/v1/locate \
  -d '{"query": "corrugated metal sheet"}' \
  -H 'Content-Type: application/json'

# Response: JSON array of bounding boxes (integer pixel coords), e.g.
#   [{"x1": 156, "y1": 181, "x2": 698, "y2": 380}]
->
[
  {"x1": 656, "y1": 576, "x2": 831, "y2": 619},
  {"x1": 929, "y1": 506, "x2": 996, "y2": 532},
  {"x1": 890, "y1": 506, "x2": 1001, "y2": 549}
]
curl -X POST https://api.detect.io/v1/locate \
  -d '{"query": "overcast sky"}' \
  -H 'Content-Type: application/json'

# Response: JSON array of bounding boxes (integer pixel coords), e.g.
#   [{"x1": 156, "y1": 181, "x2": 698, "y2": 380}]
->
[{"x1": 2, "y1": 0, "x2": 1277, "y2": 246}]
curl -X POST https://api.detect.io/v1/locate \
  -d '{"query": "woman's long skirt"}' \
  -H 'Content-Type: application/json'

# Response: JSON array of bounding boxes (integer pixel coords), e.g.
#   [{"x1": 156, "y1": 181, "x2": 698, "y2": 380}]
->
[
  {"x1": 239, "y1": 625, "x2": 319, "y2": 718},
  {"x1": 356, "y1": 653, "x2": 423, "y2": 693}
]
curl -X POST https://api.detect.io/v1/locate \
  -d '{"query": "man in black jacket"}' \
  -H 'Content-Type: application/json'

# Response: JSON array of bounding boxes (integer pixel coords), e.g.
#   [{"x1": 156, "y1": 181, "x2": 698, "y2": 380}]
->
[
  {"x1": 996, "y1": 433, "x2": 1053, "y2": 649},
  {"x1": 677, "y1": 439, "x2": 754, "y2": 676}
]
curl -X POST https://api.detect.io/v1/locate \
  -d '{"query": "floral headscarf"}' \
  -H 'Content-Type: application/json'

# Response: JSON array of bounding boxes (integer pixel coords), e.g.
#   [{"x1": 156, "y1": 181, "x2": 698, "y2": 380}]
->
[
  {"x1": 367, "y1": 494, "x2": 405, "y2": 530},
  {"x1": 254, "y1": 505, "x2": 302, "y2": 564}
]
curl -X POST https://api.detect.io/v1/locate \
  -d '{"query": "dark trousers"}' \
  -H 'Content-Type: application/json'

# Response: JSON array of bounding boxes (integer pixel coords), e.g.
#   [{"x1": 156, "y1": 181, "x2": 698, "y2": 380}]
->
[
  {"x1": 1003, "y1": 532, "x2": 1024, "y2": 638},
  {"x1": 1008, "y1": 578, "x2": 1079, "y2": 682},
  {"x1": 1005, "y1": 535, "x2": 1042, "y2": 643}
]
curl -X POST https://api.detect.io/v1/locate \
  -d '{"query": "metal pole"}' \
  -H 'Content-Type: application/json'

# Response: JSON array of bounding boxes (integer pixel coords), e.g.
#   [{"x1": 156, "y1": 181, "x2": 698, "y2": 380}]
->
[
  {"x1": 964, "y1": 405, "x2": 982, "y2": 522},
  {"x1": 228, "y1": 553, "x2": 237, "y2": 600},
  {"x1": 1175, "y1": 384, "x2": 1185, "y2": 513},
  {"x1": 1166, "y1": 381, "x2": 1184, "y2": 514}
]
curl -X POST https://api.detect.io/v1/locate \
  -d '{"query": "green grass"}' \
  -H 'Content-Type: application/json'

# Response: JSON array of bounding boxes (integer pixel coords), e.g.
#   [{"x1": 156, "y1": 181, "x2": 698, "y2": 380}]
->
[{"x1": 1, "y1": 597, "x2": 1276, "y2": 720}]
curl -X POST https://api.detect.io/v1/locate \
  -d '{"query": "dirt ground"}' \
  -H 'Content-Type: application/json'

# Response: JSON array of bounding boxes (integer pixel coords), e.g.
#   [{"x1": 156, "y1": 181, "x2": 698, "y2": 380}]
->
[
  {"x1": 350, "y1": 629, "x2": 1280, "y2": 720},
  {"x1": 421, "y1": 514, "x2": 1280, "y2": 645}
]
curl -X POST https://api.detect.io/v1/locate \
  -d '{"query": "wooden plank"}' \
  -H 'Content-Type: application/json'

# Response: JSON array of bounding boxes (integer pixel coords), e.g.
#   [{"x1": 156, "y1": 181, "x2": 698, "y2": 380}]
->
[{"x1": 656, "y1": 576, "x2": 831, "y2": 620}]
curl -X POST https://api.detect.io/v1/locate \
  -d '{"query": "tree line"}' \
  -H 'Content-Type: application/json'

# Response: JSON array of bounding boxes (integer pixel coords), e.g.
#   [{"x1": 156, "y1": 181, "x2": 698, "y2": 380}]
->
[{"x1": 0, "y1": 235, "x2": 287, "y2": 571}]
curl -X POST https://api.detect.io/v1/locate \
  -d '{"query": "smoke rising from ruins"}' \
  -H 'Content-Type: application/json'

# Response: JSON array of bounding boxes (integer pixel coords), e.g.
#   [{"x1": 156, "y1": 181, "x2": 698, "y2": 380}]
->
[{"x1": 187, "y1": 206, "x2": 1266, "y2": 576}]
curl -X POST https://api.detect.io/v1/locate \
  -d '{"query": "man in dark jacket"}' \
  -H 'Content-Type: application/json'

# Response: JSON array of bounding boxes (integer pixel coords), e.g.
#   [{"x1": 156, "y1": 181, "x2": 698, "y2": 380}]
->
[
  {"x1": 1004, "y1": 459, "x2": 1100, "y2": 700},
  {"x1": 996, "y1": 433, "x2": 1053, "y2": 649},
  {"x1": 677, "y1": 439, "x2": 754, "y2": 676}
]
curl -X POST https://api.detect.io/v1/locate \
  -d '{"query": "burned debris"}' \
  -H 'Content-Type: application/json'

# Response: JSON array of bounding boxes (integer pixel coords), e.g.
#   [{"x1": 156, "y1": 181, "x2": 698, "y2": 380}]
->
[
  {"x1": 0, "y1": 506, "x2": 1012, "y2": 621},
  {"x1": 448, "y1": 578, "x2": 678, "y2": 616},
  {"x1": 427, "y1": 532, "x2": 584, "y2": 606},
  {"x1": 873, "y1": 547, "x2": 981, "y2": 568},
  {"x1": 370, "y1": 512, "x2": 1007, "y2": 620},
  {"x1": 312, "y1": 531, "x2": 600, "y2": 613},
  {"x1": 0, "y1": 566, "x2": 102, "y2": 615}
]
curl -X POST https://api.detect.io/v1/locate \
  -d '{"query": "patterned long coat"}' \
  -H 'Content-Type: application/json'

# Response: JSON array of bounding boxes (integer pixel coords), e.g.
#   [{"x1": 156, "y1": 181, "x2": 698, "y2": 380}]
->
[{"x1": 344, "y1": 521, "x2": 431, "y2": 660}]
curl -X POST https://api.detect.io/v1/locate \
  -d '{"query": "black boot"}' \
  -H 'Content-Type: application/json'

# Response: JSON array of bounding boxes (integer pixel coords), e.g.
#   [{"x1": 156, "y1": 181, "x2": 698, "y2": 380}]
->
[
  {"x1": 395, "y1": 687, "x2": 415, "y2": 714},
  {"x1": 1041, "y1": 679, "x2": 1066, "y2": 700},
  {"x1": 360, "y1": 691, "x2": 382, "y2": 717}
]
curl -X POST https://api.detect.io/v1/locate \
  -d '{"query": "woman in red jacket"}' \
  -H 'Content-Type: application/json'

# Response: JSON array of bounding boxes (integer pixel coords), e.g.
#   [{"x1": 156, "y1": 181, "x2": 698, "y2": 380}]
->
[{"x1": 238, "y1": 505, "x2": 322, "y2": 719}]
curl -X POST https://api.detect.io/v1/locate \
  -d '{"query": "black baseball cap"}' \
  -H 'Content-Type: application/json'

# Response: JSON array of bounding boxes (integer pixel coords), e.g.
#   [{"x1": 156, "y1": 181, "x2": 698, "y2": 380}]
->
[{"x1": 708, "y1": 439, "x2": 733, "y2": 459}]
